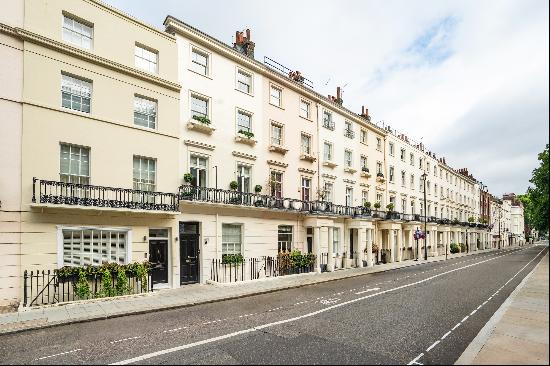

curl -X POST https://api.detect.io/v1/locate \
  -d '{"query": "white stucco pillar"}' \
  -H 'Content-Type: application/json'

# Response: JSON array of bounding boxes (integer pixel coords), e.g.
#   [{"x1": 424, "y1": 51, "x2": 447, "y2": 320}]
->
[
  {"x1": 314, "y1": 226, "x2": 321, "y2": 273},
  {"x1": 397, "y1": 229, "x2": 402, "y2": 262},
  {"x1": 389, "y1": 230, "x2": 395, "y2": 263},
  {"x1": 366, "y1": 229, "x2": 373, "y2": 267},
  {"x1": 357, "y1": 228, "x2": 366, "y2": 268},
  {"x1": 433, "y1": 230, "x2": 438, "y2": 256},
  {"x1": 409, "y1": 230, "x2": 416, "y2": 259},
  {"x1": 327, "y1": 226, "x2": 334, "y2": 272}
]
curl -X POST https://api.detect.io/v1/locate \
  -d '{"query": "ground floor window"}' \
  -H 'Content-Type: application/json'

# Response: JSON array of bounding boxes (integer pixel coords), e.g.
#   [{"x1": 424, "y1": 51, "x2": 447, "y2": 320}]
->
[
  {"x1": 61, "y1": 228, "x2": 129, "y2": 267},
  {"x1": 278, "y1": 225, "x2": 293, "y2": 252},
  {"x1": 222, "y1": 224, "x2": 242, "y2": 255}
]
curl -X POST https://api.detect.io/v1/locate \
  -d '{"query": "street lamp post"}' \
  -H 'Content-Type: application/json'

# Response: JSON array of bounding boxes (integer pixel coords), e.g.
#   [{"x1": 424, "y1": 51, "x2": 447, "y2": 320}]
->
[{"x1": 422, "y1": 170, "x2": 428, "y2": 261}]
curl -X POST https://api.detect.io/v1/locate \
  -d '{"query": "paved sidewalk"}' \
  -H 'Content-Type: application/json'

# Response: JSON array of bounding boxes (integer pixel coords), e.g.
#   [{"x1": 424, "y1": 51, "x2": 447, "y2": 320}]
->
[
  {"x1": 0, "y1": 246, "x2": 514, "y2": 335},
  {"x1": 456, "y1": 248, "x2": 549, "y2": 365}
]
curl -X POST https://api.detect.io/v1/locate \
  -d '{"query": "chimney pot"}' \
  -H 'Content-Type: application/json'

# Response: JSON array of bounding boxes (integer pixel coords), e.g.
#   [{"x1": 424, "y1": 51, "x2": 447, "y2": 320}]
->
[
  {"x1": 361, "y1": 106, "x2": 365, "y2": 115},
  {"x1": 336, "y1": 86, "x2": 341, "y2": 100},
  {"x1": 246, "y1": 29, "x2": 251, "y2": 40}
]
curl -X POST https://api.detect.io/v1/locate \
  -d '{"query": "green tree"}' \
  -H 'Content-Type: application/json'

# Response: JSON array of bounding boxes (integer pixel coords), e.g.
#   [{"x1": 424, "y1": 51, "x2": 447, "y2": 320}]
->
[{"x1": 522, "y1": 144, "x2": 549, "y2": 233}]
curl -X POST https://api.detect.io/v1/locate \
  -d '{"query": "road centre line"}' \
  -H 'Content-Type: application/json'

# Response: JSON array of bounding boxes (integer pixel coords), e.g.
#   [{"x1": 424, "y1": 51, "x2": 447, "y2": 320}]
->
[
  {"x1": 35, "y1": 349, "x2": 82, "y2": 361},
  {"x1": 112, "y1": 246, "x2": 538, "y2": 365}
]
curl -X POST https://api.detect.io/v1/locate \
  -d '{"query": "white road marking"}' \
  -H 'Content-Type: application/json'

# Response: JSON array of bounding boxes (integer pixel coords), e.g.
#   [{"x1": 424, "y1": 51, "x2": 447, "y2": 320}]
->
[
  {"x1": 461, "y1": 316, "x2": 469, "y2": 323},
  {"x1": 110, "y1": 336, "x2": 141, "y2": 344},
  {"x1": 441, "y1": 331, "x2": 451, "y2": 340},
  {"x1": 164, "y1": 327, "x2": 187, "y2": 333},
  {"x1": 452, "y1": 323, "x2": 461, "y2": 331},
  {"x1": 112, "y1": 247, "x2": 537, "y2": 365},
  {"x1": 476, "y1": 304, "x2": 483, "y2": 310},
  {"x1": 426, "y1": 340, "x2": 440, "y2": 352},
  {"x1": 408, "y1": 353, "x2": 424, "y2": 365},
  {"x1": 470, "y1": 309, "x2": 478, "y2": 316},
  {"x1": 355, "y1": 287, "x2": 381, "y2": 295},
  {"x1": 35, "y1": 349, "x2": 82, "y2": 360}
]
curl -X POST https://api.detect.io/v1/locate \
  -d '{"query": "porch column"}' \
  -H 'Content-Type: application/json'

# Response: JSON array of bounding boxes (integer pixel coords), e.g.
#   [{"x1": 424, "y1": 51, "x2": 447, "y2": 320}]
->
[
  {"x1": 327, "y1": 226, "x2": 334, "y2": 272},
  {"x1": 433, "y1": 230, "x2": 439, "y2": 257},
  {"x1": 377, "y1": 229, "x2": 382, "y2": 263},
  {"x1": 397, "y1": 229, "x2": 403, "y2": 262},
  {"x1": 366, "y1": 228, "x2": 373, "y2": 267},
  {"x1": 389, "y1": 230, "x2": 395, "y2": 263},
  {"x1": 357, "y1": 228, "x2": 366, "y2": 268},
  {"x1": 409, "y1": 230, "x2": 415, "y2": 259},
  {"x1": 314, "y1": 226, "x2": 321, "y2": 273}
]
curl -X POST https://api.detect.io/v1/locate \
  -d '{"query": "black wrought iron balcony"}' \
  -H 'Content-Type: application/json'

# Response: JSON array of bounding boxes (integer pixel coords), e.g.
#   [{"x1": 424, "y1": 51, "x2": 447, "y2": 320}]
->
[
  {"x1": 344, "y1": 128, "x2": 355, "y2": 139},
  {"x1": 323, "y1": 119, "x2": 335, "y2": 131},
  {"x1": 32, "y1": 178, "x2": 179, "y2": 212},
  {"x1": 179, "y1": 185, "x2": 371, "y2": 218},
  {"x1": 428, "y1": 216, "x2": 439, "y2": 223}
]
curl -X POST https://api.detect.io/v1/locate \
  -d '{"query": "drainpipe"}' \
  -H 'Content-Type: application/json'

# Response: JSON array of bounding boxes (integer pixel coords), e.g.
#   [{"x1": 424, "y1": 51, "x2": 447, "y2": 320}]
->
[{"x1": 315, "y1": 102, "x2": 321, "y2": 201}]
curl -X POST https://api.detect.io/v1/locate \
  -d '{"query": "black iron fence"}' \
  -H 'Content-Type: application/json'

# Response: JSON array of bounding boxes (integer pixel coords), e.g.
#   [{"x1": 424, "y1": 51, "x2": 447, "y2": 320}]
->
[
  {"x1": 33, "y1": 178, "x2": 179, "y2": 212},
  {"x1": 23, "y1": 269, "x2": 152, "y2": 307},
  {"x1": 210, "y1": 256, "x2": 316, "y2": 283}
]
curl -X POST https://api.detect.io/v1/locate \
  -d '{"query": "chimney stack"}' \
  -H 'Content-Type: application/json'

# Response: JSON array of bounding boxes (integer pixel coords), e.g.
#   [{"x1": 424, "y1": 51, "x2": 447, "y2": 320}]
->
[{"x1": 233, "y1": 29, "x2": 255, "y2": 58}]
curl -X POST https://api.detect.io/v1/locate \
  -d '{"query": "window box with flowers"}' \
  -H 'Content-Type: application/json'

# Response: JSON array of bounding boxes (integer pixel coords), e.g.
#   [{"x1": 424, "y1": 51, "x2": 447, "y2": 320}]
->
[
  {"x1": 235, "y1": 130, "x2": 257, "y2": 146},
  {"x1": 361, "y1": 167, "x2": 371, "y2": 178},
  {"x1": 187, "y1": 115, "x2": 216, "y2": 134},
  {"x1": 376, "y1": 172, "x2": 385, "y2": 182}
]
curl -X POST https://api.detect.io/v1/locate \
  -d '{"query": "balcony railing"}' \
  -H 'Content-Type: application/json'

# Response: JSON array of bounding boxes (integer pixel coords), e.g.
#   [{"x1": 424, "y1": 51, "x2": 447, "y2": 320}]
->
[
  {"x1": 323, "y1": 119, "x2": 335, "y2": 131},
  {"x1": 33, "y1": 178, "x2": 179, "y2": 212},
  {"x1": 179, "y1": 185, "x2": 379, "y2": 218},
  {"x1": 344, "y1": 128, "x2": 355, "y2": 139}
]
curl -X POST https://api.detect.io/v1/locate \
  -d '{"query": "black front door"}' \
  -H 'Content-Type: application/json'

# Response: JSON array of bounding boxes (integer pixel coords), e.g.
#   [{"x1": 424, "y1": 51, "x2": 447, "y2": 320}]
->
[
  {"x1": 349, "y1": 229, "x2": 355, "y2": 259},
  {"x1": 179, "y1": 222, "x2": 200, "y2": 285},
  {"x1": 149, "y1": 239, "x2": 168, "y2": 285}
]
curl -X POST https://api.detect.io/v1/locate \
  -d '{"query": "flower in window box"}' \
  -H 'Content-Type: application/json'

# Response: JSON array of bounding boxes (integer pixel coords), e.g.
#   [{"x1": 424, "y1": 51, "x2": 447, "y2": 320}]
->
[
  {"x1": 192, "y1": 115, "x2": 211, "y2": 125},
  {"x1": 376, "y1": 172, "x2": 384, "y2": 178},
  {"x1": 238, "y1": 130, "x2": 255, "y2": 139},
  {"x1": 362, "y1": 167, "x2": 369, "y2": 173}
]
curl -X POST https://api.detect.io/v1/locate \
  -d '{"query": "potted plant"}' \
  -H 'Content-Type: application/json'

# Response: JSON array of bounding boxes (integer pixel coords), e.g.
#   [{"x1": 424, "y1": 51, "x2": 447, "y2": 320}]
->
[
  {"x1": 372, "y1": 202, "x2": 381, "y2": 218},
  {"x1": 192, "y1": 115, "x2": 211, "y2": 125},
  {"x1": 386, "y1": 203, "x2": 394, "y2": 212},
  {"x1": 181, "y1": 173, "x2": 195, "y2": 200},
  {"x1": 238, "y1": 130, "x2": 255, "y2": 139},
  {"x1": 361, "y1": 166, "x2": 369, "y2": 173},
  {"x1": 228, "y1": 181, "x2": 241, "y2": 204},
  {"x1": 364, "y1": 201, "x2": 372, "y2": 208},
  {"x1": 252, "y1": 184, "x2": 264, "y2": 207},
  {"x1": 183, "y1": 173, "x2": 193, "y2": 185},
  {"x1": 386, "y1": 203, "x2": 395, "y2": 219}
]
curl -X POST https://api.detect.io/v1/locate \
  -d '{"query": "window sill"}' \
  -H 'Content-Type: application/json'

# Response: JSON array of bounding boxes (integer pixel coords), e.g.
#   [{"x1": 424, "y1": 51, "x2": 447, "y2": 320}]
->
[
  {"x1": 269, "y1": 103, "x2": 285, "y2": 110},
  {"x1": 300, "y1": 154, "x2": 317, "y2": 163},
  {"x1": 299, "y1": 115, "x2": 313, "y2": 122},
  {"x1": 344, "y1": 167, "x2": 357, "y2": 174},
  {"x1": 323, "y1": 161, "x2": 338, "y2": 169},
  {"x1": 187, "y1": 119, "x2": 216, "y2": 135},
  {"x1": 360, "y1": 171, "x2": 372, "y2": 178},
  {"x1": 376, "y1": 176, "x2": 386, "y2": 183},
  {"x1": 235, "y1": 134, "x2": 257, "y2": 146},
  {"x1": 235, "y1": 88, "x2": 254, "y2": 97},
  {"x1": 188, "y1": 68, "x2": 213, "y2": 80},
  {"x1": 269, "y1": 145, "x2": 288, "y2": 155}
]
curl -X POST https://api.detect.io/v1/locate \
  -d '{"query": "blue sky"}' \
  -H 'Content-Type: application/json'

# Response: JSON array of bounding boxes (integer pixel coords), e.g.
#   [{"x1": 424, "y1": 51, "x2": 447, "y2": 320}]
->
[{"x1": 106, "y1": 0, "x2": 549, "y2": 196}]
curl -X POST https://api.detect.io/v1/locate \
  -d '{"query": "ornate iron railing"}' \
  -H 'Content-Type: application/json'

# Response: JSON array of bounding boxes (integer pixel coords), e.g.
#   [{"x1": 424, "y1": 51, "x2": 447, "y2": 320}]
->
[
  {"x1": 323, "y1": 119, "x2": 335, "y2": 131},
  {"x1": 179, "y1": 185, "x2": 378, "y2": 218},
  {"x1": 210, "y1": 255, "x2": 316, "y2": 283},
  {"x1": 344, "y1": 128, "x2": 355, "y2": 139},
  {"x1": 33, "y1": 178, "x2": 179, "y2": 212},
  {"x1": 23, "y1": 268, "x2": 152, "y2": 307}
]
